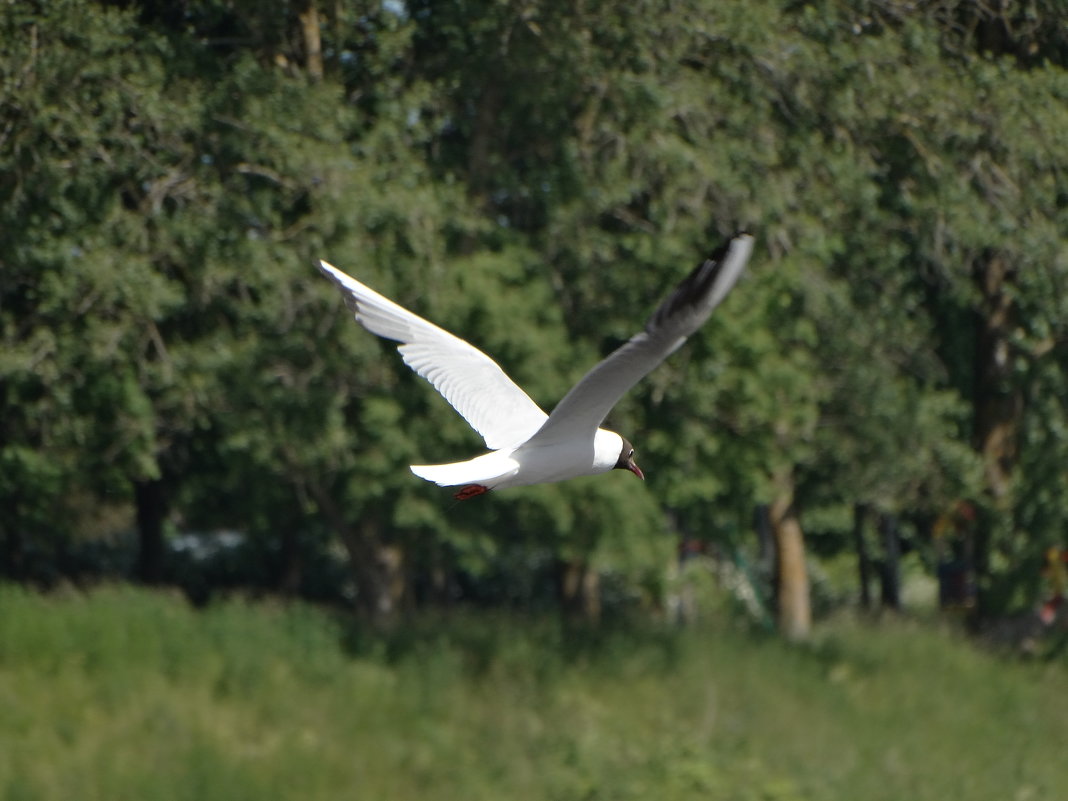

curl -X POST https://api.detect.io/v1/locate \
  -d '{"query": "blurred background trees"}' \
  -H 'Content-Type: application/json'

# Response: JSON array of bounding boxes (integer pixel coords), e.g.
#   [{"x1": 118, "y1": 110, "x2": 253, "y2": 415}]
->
[{"x1": 2, "y1": 0, "x2": 1065, "y2": 636}]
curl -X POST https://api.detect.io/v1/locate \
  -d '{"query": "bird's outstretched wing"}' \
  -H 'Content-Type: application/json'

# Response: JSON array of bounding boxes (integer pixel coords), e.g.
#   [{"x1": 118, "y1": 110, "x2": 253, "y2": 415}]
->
[
  {"x1": 319, "y1": 261, "x2": 548, "y2": 450},
  {"x1": 527, "y1": 233, "x2": 753, "y2": 445}
]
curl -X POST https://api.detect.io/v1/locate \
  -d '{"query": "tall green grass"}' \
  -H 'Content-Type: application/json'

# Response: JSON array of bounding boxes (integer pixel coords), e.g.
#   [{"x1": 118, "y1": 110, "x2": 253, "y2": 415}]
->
[{"x1": 1, "y1": 584, "x2": 1065, "y2": 801}]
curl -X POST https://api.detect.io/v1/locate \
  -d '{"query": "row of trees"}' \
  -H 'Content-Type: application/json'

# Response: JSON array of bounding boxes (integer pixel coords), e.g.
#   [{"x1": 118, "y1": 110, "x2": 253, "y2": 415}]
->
[{"x1": 2, "y1": 0, "x2": 1066, "y2": 635}]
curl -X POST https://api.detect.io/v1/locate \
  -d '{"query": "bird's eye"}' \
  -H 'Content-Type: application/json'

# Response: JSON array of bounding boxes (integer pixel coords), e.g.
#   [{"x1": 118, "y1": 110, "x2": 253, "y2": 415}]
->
[{"x1": 629, "y1": 449, "x2": 635, "y2": 458}]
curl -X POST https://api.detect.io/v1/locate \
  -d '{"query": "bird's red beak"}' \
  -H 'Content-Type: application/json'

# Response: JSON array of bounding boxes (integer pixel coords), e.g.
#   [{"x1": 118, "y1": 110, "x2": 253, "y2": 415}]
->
[{"x1": 627, "y1": 459, "x2": 645, "y2": 481}]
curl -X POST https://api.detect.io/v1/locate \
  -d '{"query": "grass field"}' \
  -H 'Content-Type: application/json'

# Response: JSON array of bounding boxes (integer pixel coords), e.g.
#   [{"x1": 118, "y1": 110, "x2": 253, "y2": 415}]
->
[{"x1": 1, "y1": 584, "x2": 1065, "y2": 801}]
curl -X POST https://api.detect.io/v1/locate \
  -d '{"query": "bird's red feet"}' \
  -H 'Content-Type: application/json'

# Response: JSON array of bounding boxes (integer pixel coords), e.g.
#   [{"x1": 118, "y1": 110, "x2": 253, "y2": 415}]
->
[{"x1": 454, "y1": 484, "x2": 489, "y2": 500}]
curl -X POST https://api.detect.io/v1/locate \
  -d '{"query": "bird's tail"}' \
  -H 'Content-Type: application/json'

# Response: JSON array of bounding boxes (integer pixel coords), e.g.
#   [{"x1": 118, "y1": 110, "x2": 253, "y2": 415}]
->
[{"x1": 410, "y1": 452, "x2": 519, "y2": 488}]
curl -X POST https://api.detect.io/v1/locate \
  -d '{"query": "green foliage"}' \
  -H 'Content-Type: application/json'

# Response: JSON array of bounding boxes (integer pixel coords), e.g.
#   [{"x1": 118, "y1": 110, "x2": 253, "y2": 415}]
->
[
  {"x1": 2, "y1": 0, "x2": 1066, "y2": 614},
  {"x1": 2, "y1": 587, "x2": 1068, "y2": 800}
]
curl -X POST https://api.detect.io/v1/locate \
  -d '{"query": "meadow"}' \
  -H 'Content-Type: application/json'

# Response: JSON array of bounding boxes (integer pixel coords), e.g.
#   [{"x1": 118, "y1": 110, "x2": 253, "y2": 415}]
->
[{"x1": 1, "y1": 584, "x2": 1065, "y2": 801}]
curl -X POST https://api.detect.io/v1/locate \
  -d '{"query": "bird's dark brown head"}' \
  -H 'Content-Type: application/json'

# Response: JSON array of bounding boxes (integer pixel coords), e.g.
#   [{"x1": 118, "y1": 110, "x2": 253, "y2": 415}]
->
[{"x1": 614, "y1": 437, "x2": 644, "y2": 480}]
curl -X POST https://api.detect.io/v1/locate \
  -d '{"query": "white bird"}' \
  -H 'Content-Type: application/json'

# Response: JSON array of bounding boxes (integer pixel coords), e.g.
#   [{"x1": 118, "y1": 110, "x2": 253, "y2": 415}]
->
[{"x1": 319, "y1": 232, "x2": 753, "y2": 500}]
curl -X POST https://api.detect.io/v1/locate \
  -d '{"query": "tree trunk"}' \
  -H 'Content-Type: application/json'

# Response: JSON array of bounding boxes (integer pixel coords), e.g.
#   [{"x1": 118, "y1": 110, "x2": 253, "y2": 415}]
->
[
  {"x1": 973, "y1": 252, "x2": 1020, "y2": 502},
  {"x1": 298, "y1": 0, "x2": 324, "y2": 80},
  {"x1": 278, "y1": 523, "x2": 302, "y2": 596},
  {"x1": 339, "y1": 520, "x2": 407, "y2": 620},
  {"x1": 972, "y1": 252, "x2": 1021, "y2": 615},
  {"x1": 307, "y1": 481, "x2": 404, "y2": 621},
  {"x1": 1, "y1": 517, "x2": 25, "y2": 580},
  {"x1": 852, "y1": 503, "x2": 873, "y2": 610},
  {"x1": 878, "y1": 512, "x2": 901, "y2": 611},
  {"x1": 558, "y1": 559, "x2": 602, "y2": 625},
  {"x1": 0, "y1": 483, "x2": 26, "y2": 579},
  {"x1": 769, "y1": 475, "x2": 811, "y2": 641},
  {"x1": 134, "y1": 478, "x2": 166, "y2": 584}
]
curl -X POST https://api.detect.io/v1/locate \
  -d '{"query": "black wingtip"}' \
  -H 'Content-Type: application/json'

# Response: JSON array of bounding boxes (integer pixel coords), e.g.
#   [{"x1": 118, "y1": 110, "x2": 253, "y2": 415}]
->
[
  {"x1": 700, "y1": 231, "x2": 751, "y2": 266},
  {"x1": 646, "y1": 233, "x2": 752, "y2": 332}
]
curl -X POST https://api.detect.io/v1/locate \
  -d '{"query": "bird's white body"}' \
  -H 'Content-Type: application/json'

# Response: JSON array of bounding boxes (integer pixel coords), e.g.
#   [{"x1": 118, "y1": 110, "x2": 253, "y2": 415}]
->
[
  {"x1": 411, "y1": 429, "x2": 624, "y2": 490},
  {"x1": 318, "y1": 232, "x2": 753, "y2": 498}
]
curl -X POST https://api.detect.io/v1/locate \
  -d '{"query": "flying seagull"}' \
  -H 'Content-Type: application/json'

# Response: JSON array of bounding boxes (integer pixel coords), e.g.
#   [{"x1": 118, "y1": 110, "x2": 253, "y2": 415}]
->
[{"x1": 319, "y1": 232, "x2": 753, "y2": 500}]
